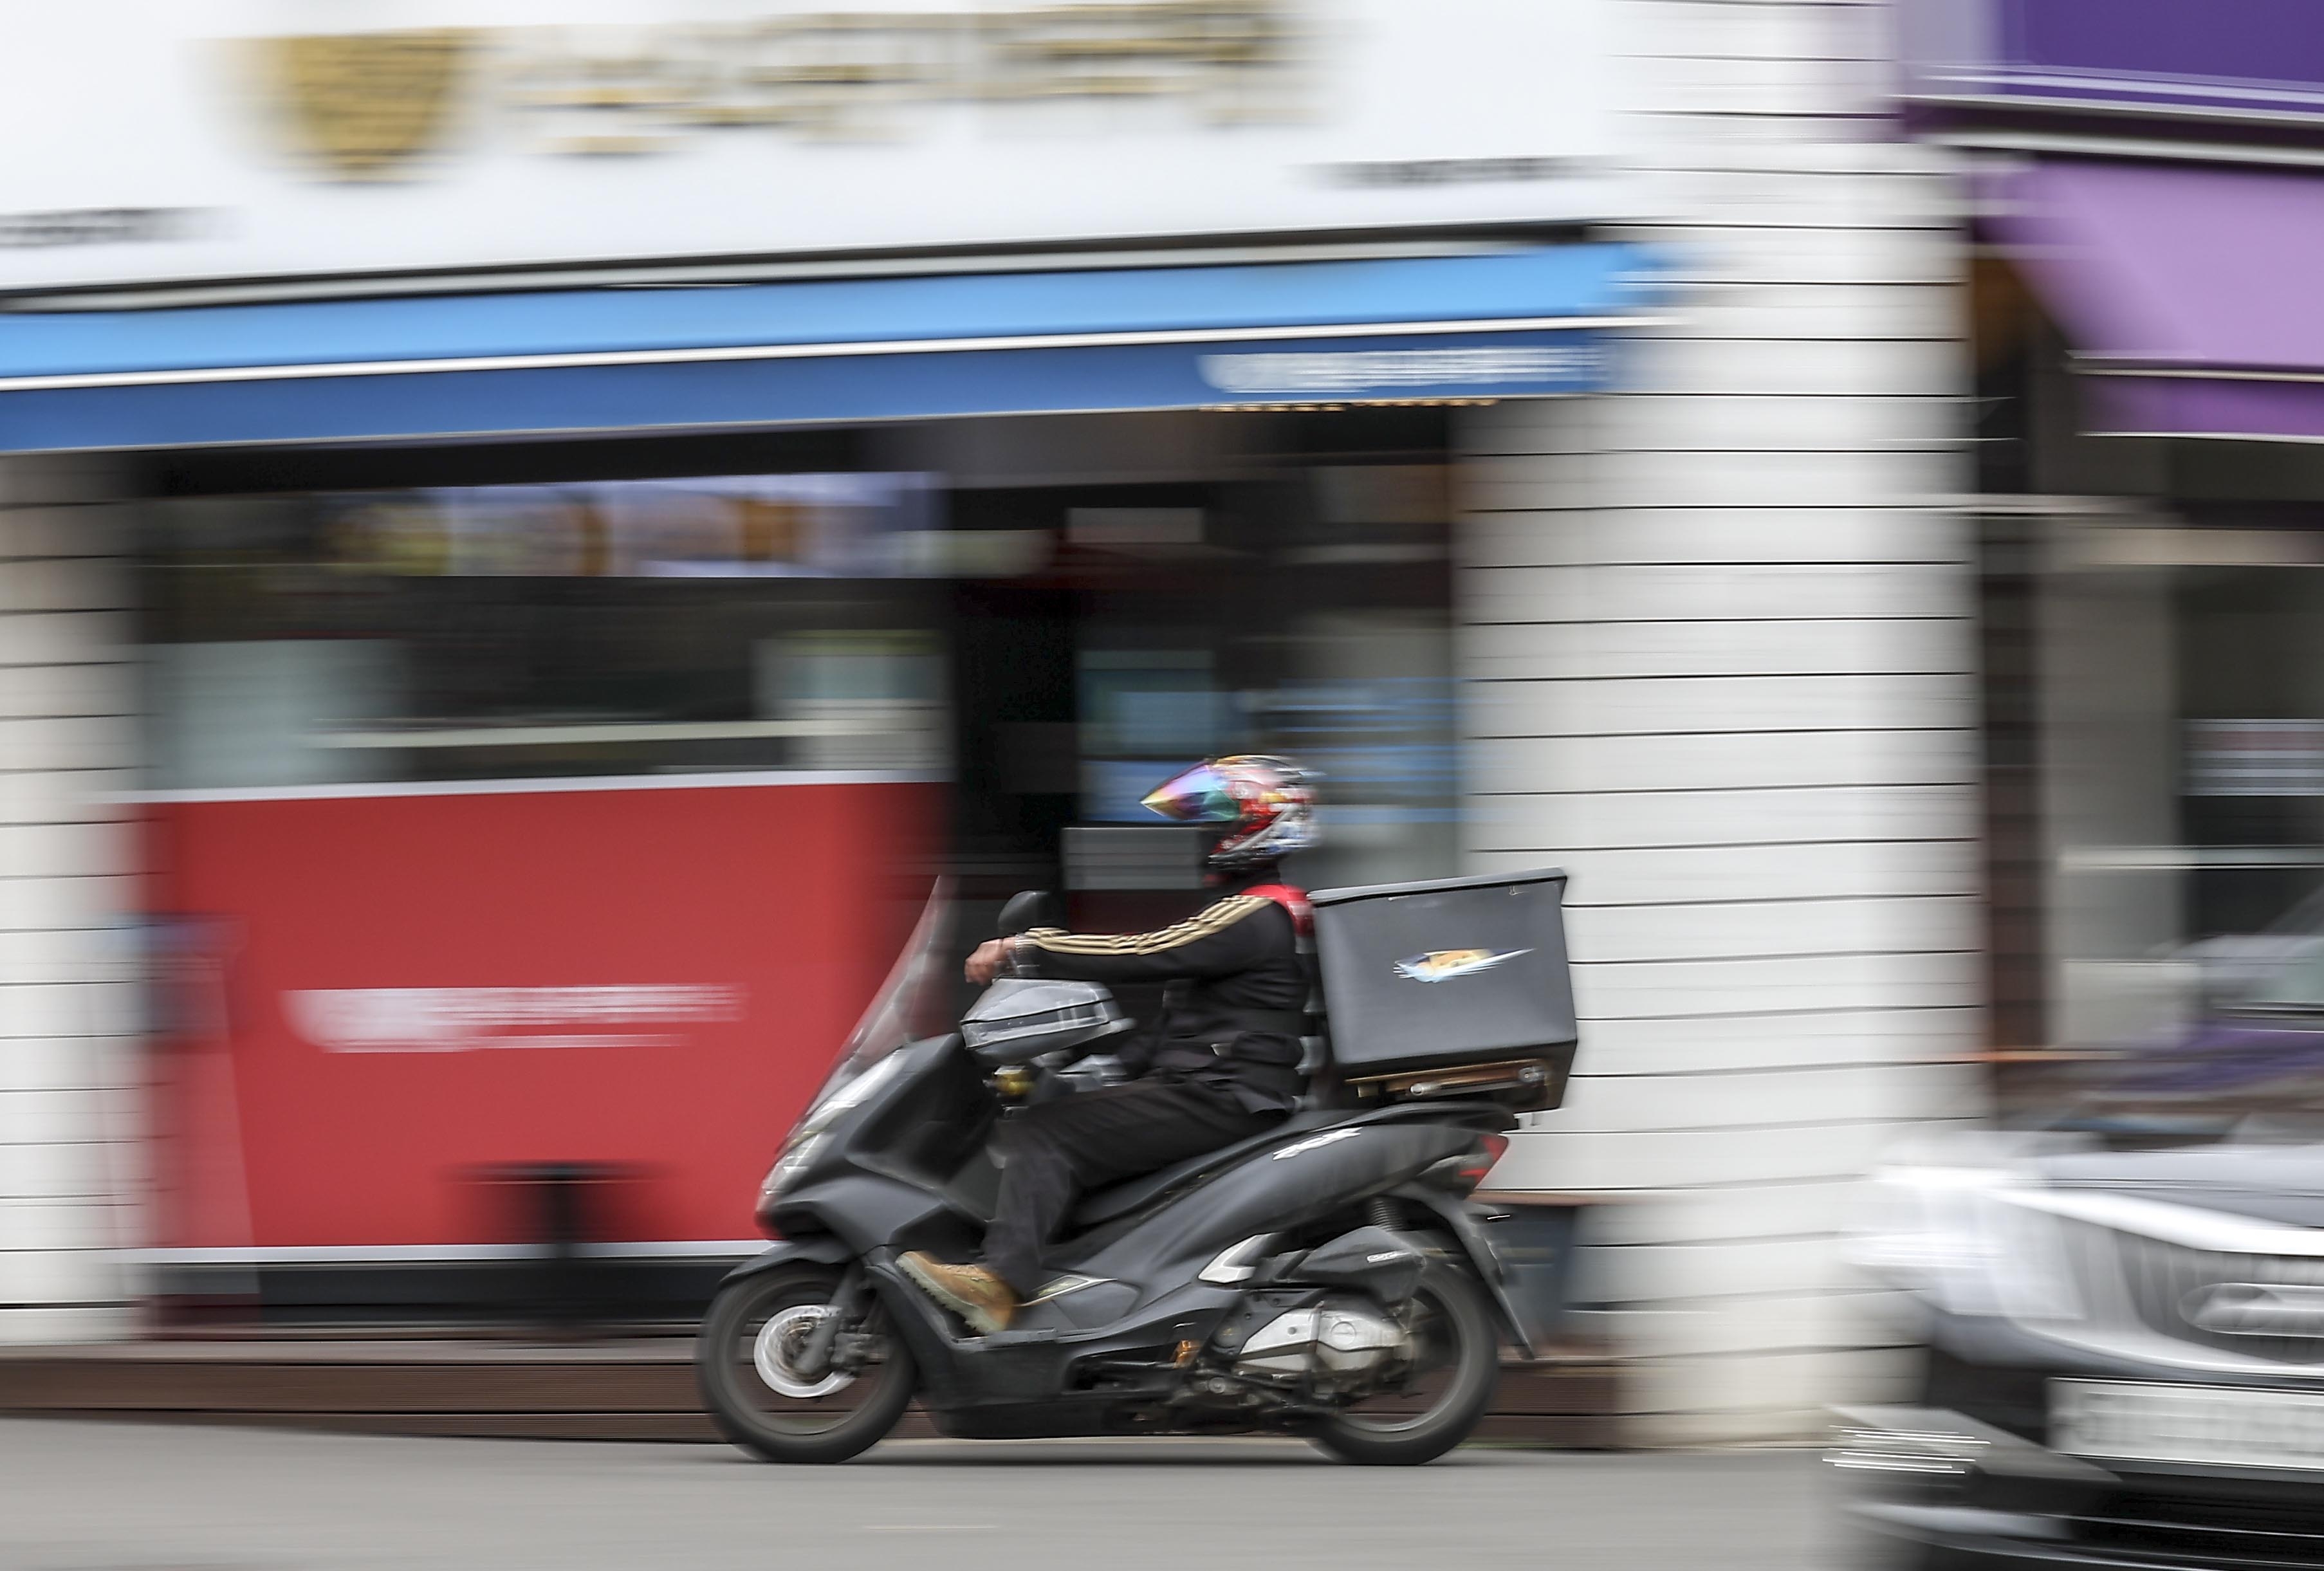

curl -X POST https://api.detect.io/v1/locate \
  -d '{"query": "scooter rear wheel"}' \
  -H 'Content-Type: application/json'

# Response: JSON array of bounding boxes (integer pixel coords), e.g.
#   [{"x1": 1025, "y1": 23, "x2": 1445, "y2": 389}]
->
[
  {"x1": 697, "y1": 1263, "x2": 917, "y2": 1463},
  {"x1": 1306, "y1": 1263, "x2": 1500, "y2": 1466}
]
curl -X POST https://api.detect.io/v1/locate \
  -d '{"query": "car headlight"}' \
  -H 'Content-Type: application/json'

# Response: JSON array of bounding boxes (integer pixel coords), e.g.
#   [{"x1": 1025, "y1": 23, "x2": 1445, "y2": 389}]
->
[{"x1": 1855, "y1": 1162, "x2": 2085, "y2": 1325}]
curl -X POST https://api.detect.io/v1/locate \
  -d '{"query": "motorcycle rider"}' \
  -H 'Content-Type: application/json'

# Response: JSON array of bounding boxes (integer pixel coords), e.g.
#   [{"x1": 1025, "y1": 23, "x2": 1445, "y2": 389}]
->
[{"x1": 900, "y1": 755, "x2": 1318, "y2": 1334}]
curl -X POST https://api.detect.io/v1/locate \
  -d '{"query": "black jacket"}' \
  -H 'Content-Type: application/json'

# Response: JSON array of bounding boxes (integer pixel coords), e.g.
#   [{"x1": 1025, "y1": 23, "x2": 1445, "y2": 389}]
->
[{"x1": 1012, "y1": 874, "x2": 1309, "y2": 1115}]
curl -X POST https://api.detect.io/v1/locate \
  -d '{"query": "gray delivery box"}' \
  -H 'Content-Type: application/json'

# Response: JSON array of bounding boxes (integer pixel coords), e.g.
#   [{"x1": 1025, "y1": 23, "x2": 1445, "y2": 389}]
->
[{"x1": 1308, "y1": 867, "x2": 1578, "y2": 1112}]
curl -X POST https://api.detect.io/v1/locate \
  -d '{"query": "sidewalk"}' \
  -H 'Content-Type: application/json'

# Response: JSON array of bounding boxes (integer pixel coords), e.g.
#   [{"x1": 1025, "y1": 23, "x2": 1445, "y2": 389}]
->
[{"x1": 0, "y1": 1334, "x2": 1623, "y2": 1445}]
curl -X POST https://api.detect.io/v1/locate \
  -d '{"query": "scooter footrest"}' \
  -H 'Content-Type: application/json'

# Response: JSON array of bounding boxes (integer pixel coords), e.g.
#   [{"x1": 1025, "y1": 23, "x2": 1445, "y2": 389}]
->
[{"x1": 974, "y1": 1328, "x2": 1060, "y2": 1349}]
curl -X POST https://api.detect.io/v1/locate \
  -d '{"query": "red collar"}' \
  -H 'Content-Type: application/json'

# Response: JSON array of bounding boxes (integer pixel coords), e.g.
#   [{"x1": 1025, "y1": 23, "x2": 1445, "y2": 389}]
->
[{"x1": 1238, "y1": 881, "x2": 1311, "y2": 936}]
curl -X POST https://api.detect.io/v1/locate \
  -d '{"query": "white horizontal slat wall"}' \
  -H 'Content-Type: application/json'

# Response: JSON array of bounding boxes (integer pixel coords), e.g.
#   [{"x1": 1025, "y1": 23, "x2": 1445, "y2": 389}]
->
[
  {"x1": 1457, "y1": 0, "x2": 1983, "y2": 1442},
  {"x1": 0, "y1": 459, "x2": 140, "y2": 1343}
]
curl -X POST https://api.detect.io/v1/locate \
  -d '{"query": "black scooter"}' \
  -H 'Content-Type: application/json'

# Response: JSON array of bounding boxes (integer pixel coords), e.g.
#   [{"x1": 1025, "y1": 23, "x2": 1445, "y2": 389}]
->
[{"x1": 696, "y1": 886, "x2": 1544, "y2": 1465}]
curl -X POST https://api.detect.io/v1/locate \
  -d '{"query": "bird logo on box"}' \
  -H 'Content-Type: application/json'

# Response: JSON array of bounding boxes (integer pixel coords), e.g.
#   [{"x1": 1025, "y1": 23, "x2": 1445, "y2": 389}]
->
[{"x1": 1392, "y1": 948, "x2": 1529, "y2": 983}]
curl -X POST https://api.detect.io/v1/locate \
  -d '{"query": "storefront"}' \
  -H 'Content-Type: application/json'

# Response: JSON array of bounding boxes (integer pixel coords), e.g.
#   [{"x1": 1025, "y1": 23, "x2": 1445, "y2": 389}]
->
[
  {"x1": 1, "y1": 0, "x2": 1667, "y2": 1312},
  {"x1": 122, "y1": 407, "x2": 1549, "y2": 1306},
  {"x1": 1903, "y1": 0, "x2": 2324, "y2": 1052}
]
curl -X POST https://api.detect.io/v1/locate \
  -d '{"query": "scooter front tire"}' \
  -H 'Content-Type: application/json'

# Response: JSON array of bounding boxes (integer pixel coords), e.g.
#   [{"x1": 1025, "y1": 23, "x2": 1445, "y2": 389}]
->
[{"x1": 696, "y1": 1263, "x2": 918, "y2": 1464}]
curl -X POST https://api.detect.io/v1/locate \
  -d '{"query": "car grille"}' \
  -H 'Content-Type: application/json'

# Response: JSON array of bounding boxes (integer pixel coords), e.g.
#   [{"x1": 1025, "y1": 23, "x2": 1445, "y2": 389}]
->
[
  {"x1": 2098, "y1": 1226, "x2": 2324, "y2": 1365},
  {"x1": 2074, "y1": 1488, "x2": 2324, "y2": 1567}
]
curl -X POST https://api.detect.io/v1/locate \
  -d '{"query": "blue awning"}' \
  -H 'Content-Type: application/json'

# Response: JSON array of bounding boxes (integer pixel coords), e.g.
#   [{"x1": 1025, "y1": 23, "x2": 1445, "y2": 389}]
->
[{"x1": 0, "y1": 246, "x2": 1660, "y2": 453}]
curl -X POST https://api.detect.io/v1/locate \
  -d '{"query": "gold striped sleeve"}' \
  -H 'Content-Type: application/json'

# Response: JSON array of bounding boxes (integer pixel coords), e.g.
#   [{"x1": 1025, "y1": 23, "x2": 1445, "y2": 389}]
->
[{"x1": 1022, "y1": 895, "x2": 1268, "y2": 957}]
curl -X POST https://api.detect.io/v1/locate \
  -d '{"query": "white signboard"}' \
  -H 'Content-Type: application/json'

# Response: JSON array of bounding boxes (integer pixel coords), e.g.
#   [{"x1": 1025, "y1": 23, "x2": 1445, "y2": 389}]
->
[{"x1": 0, "y1": 1, "x2": 1624, "y2": 292}]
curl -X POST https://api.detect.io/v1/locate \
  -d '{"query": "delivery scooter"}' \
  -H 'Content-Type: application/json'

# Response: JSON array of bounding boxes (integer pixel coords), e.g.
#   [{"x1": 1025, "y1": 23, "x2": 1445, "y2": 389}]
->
[{"x1": 697, "y1": 870, "x2": 1576, "y2": 1464}]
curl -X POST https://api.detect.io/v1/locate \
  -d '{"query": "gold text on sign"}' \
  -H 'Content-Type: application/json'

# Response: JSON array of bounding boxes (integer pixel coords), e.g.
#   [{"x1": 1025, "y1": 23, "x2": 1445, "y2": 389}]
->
[{"x1": 254, "y1": 3, "x2": 1308, "y2": 176}]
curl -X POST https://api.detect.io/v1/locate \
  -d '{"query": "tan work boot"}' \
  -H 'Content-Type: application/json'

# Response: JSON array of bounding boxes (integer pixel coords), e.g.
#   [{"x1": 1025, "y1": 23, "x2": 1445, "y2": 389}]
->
[{"x1": 898, "y1": 1252, "x2": 1018, "y2": 1334}]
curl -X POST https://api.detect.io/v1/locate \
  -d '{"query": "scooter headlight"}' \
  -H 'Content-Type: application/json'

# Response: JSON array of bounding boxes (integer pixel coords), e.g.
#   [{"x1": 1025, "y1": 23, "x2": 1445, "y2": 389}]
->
[
  {"x1": 757, "y1": 1053, "x2": 909, "y2": 1211},
  {"x1": 761, "y1": 1134, "x2": 827, "y2": 1206}
]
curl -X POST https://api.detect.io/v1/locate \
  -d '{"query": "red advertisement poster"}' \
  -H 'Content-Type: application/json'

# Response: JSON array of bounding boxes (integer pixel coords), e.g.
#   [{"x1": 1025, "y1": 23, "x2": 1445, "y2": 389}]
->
[{"x1": 143, "y1": 775, "x2": 941, "y2": 1256}]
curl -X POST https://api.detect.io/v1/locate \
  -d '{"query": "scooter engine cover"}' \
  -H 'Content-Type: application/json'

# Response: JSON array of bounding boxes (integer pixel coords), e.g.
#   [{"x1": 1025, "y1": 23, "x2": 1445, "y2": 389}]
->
[
  {"x1": 962, "y1": 977, "x2": 1133, "y2": 1067},
  {"x1": 1283, "y1": 1225, "x2": 1428, "y2": 1305},
  {"x1": 1234, "y1": 1298, "x2": 1410, "y2": 1382}
]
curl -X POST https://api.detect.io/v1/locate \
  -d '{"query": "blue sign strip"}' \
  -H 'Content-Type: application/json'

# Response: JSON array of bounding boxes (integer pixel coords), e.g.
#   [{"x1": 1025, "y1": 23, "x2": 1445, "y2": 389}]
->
[
  {"x1": 0, "y1": 246, "x2": 1657, "y2": 380},
  {"x1": 0, "y1": 329, "x2": 1611, "y2": 453}
]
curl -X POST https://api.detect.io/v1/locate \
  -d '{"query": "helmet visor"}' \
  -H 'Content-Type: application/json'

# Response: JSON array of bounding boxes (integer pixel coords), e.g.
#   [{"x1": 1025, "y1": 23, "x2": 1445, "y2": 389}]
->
[{"x1": 1139, "y1": 762, "x2": 1241, "y2": 823}]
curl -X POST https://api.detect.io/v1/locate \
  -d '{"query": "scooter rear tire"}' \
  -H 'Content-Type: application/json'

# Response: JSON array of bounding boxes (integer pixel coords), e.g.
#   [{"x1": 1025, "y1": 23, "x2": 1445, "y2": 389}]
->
[
  {"x1": 697, "y1": 1263, "x2": 918, "y2": 1464},
  {"x1": 1306, "y1": 1263, "x2": 1500, "y2": 1466}
]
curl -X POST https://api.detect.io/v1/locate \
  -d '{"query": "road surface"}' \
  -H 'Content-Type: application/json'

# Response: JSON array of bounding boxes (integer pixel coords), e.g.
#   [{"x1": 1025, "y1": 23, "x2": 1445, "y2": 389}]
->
[{"x1": 0, "y1": 1419, "x2": 1847, "y2": 1570}]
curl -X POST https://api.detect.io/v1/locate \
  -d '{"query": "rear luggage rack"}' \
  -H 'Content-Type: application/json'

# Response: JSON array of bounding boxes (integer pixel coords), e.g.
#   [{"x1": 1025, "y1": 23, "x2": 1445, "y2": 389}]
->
[{"x1": 1348, "y1": 1057, "x2": 1554, "y2": 1103}]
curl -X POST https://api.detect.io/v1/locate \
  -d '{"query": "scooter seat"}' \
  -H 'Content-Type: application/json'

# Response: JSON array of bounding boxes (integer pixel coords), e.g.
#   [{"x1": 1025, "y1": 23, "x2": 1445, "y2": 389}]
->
[{"x1": 1068, "y1": 1108, "x2": 1343, "y2": 1229}]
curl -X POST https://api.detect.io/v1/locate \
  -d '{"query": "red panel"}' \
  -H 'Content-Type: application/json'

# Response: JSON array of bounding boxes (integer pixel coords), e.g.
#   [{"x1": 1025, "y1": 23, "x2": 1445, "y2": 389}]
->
[{"x1": 143, "y1": 780, "x2": 940, "y2": 1250}]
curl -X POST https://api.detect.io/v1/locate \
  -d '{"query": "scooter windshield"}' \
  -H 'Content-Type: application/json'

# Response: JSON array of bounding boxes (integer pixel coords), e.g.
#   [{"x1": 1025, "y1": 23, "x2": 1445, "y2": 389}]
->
[{"x1": 809, "y1": 879, "x2": 952, "y2": 1110}]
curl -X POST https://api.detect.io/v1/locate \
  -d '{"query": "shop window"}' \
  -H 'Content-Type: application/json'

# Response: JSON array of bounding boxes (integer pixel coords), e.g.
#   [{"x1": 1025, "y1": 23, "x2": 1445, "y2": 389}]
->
[{"x1": 140, "y1": 475, "x2": 952, "y2": 789}]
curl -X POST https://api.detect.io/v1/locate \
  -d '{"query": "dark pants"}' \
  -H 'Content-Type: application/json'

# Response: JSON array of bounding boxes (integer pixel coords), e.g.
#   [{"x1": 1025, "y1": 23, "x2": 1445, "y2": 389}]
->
[{"x1": 982, "y1": 1077, "x2": 1278, "y2": 1298}]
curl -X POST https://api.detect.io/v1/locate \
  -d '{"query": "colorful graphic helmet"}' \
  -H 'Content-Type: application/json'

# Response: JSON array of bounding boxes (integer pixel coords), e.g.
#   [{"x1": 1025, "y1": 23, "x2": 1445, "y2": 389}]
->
[{"x1": 1140, "y1": 754, "x2": 1319, "y2": 872}]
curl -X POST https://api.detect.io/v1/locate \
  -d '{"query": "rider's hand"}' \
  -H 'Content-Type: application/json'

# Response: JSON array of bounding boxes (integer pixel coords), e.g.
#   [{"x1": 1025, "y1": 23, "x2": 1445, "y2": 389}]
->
[{"x1": 965, "y1": 939, "x2": 1014, "y2": 985}]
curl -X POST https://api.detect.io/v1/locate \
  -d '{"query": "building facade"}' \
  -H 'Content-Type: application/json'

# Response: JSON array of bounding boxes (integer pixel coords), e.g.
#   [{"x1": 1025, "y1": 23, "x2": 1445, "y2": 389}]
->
[{"x1": 0, "y1": 0, "x2": 1985, "y2": 1441}]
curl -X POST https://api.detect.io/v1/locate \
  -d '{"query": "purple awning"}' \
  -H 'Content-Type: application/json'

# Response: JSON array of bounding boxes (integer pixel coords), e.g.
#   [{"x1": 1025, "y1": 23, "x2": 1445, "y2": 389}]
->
[
  {"x1": 1903, "y1": 0, "x2": 2324, "y2": 122},
  {"x1": 1985, "y1": 159, "x2": 2324, "y2": 441}
]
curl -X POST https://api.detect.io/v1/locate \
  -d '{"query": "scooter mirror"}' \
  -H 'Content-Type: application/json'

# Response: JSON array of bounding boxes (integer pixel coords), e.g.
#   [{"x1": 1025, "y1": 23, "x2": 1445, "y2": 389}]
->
[{"x1": 995, "y1": 890, "x2": 1061, "y2": 937}]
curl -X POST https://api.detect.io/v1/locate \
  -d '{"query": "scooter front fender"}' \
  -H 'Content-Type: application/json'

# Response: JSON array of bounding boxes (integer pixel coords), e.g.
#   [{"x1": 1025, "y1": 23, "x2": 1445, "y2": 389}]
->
[{"x1": 714, "y1": 1234, "x2": 856, "y2": 1288}]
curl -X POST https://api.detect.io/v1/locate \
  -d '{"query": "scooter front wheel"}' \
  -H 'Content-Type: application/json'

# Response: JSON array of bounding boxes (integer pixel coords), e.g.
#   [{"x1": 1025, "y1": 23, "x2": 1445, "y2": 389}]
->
[{"x1": 696, "y1": 1263, "x2": 917, "y2": 1463}]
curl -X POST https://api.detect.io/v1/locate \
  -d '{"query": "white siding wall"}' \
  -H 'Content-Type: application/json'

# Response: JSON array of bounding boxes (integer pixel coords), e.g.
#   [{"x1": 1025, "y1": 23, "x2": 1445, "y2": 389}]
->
[
  {"x1": 1458, "y1": 0, "x2": 1984, "y2": 1442},
  {"x1": 0, "y1": 459, "x2": 140, "y2": 1342}
]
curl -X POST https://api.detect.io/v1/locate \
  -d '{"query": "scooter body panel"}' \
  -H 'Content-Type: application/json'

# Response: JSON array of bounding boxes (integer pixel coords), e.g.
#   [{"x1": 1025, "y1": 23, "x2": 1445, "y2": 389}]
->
[{"x1": 1069, "y1": 1119, "x2": 1476, "y2": 1287}]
